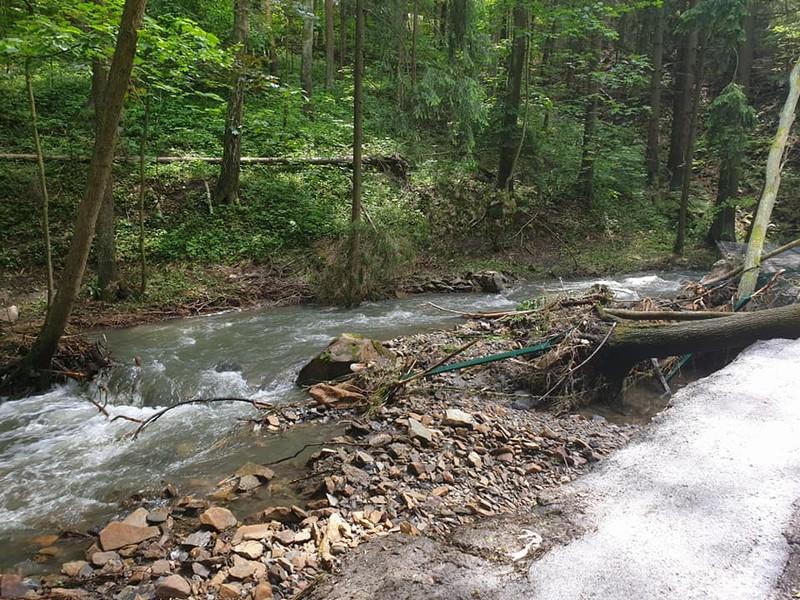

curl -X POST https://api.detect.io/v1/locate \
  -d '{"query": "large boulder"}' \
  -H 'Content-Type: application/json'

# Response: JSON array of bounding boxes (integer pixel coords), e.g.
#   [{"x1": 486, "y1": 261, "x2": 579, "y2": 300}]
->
[
  {"x1": 98, "y1": 522, "x2": 159, "y2": 551},
  {"x1": 1, "y1": 305, "x2": 18, "y2": 324},
  {"x1": 297, "y1": 334, "x2": 392, "y2": 386},
  {"x1": 472, "y1": 270, "x2": 510, "y2": 294}
]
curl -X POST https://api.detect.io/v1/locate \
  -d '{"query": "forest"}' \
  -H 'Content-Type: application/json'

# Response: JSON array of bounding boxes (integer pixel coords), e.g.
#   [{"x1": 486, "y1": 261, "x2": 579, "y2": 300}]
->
[
  {"x1": 1, "y1": 0, "x2": 800, "y2": 386},
  {"x1": 3, "y1": 1, "x2": 800, "y2": 598}
]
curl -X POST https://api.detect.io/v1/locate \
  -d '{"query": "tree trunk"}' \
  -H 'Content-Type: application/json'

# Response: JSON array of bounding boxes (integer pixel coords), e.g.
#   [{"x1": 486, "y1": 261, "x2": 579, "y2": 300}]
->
[
  {"x1": 346, "y1": 0, "x2": 365, "y2": 308},
  {"x1": 601, "y1": 302, "x2": 800, "y2": 379},
  {"x1": 674, "y1": 41, "x2": 705, "y2": 256},
  {"x1": 91, "y1": 60, "x2": 120, "y2": 300},
  {"x1": 25, "y1": 61, "x2": 55, "y2": 307},
  {"x1": 438, "y1": 0, "x2": 448, "y2": 47},
  {"x1": 708, "y1": 157, "x2": 740, "y2": 243},
  {"x1": 215, "y1": 0, "x2": 249, "y2": 204},
  {"x1": 3, "y1": 0, "x2": 147, "y2": 389},
  {"x1": 411, "y1": 0, "x2": 418, "y2": 88},
  {"x1": 495, "y1": 2, "x2": 527, "y2": 192},
  {"x1": 737, "y1": 58, "x2": 800, "y2": 301},
  {"x1": 339, "y1": 0, "x2": 347, "y2": 73},
  {"x1": 708, "y1": 3, "x2": 757, "y2": 243},
  {"x1": 325, "y1": 0, "x2": 335, "y2": 88},
  {"x1": 395, "y1": 0, "x2": 407, "y2": 106},
  {"x1": 264, "y1": 0, "x2": 279, "y2": 76},
  {"x1": 578, "y1": 32, "x2": 601, "y2": 205},
  {"x1": 301, "y1": 0, "x2": 315, "y2": 99},
  {"x1": 138, "y1": 94, "x2": 150, "y2": 295},
  {"x1": 667, "y1": 0, "x2": 698, "y2": 190},
  {"x1": 645, "y1": 2, "x2": 665, "y2": 186},
  {"x1": 447, "y1": 0, "x2": 468, "y2": 62}
]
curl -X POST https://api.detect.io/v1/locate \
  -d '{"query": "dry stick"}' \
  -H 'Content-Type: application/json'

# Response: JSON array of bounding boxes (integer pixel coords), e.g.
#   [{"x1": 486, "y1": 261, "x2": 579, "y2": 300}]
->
[
  {"x1": 702, "y1": 237, "x2": 800, "y2": 287},
  {"x1": 749, "y1": 269, "x2": 785, "y2": 302},
  {"x1": 395, "y1": 339, "x2": 481, "y2": 387},
  {"x1": 265, "y1": 440, "x2": 370, "y2": 467},
  {"x1": 536, "y1": 322, "x2": 617, "y2": 404},
  {"x1": 426, "y1": 301, "x2": 540, "y2": 320},
  {"x1": 133, "y1": 397, "x2": 270, "y2": 438},
  {"x1": 203, "y1": 180, "x2": 214, "y2": 215},
  {"x1": 601, "y1": 308, "x2": 732, "y2": 321}
]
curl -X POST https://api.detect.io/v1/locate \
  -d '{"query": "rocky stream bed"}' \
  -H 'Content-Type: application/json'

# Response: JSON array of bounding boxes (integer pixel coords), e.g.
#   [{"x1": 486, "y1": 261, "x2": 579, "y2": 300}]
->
[{"x1": 0, "y1": 292, "x2": 643, "y2": 600}]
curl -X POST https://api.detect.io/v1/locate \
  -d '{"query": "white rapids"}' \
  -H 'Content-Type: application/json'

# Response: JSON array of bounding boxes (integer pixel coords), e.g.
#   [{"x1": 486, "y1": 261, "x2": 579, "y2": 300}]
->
[{"x1": 527, "y1": 338, "x2": 800, "y2": 600}]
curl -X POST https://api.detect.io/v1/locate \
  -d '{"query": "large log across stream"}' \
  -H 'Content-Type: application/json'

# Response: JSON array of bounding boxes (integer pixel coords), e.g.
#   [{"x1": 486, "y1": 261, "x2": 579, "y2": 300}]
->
[{"x1": 600, "y1": 302, "x2": 800, "y2": 378}]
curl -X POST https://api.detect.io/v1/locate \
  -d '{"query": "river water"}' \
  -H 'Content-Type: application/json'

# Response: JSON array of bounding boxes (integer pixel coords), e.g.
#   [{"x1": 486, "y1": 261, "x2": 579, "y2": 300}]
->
[{"x1": 0, "y1": 273, "x2": 694, "y2": 569}]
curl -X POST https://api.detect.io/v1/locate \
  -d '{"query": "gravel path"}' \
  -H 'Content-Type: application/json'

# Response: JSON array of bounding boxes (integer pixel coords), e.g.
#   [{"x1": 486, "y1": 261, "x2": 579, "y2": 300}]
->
[{"x1": 527, "y1": 339, "x2": 800, "y2": 600}]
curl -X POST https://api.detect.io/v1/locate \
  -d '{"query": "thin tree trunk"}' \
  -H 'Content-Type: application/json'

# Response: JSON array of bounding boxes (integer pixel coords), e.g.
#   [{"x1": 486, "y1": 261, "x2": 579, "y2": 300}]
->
[
  {"x1": 325, "y1": 0, "x2": 335, "y2": 88},
  {"x1": 447, "y1": 0, "x2": 468, "y2": 62},
  {"x1": 264, "y1": 0, "x2": 279, "y2": 76},
  {"x1": 708, "y1": 1, "x2": 757, "y2": 243},
  {"x1": 496, "y1": 2, "x2": 527, "y2": 193},
  {"x1": 25, "y1": 62, "x2": 54, "y2": 308},
  {"x1": 674, "y1": 42, "x2": 706, "y2": 256},
  {"x1": 138, "y1": 94, "x2": 150, "y2": 295},
  {"x1": 667, "y1": 0, "x2": 698, "y2": 190},
  {"x1": 347, "y1": 0, "x2": 365, "y2": 308},
  {"x1": 708, "y1": 158, "x2": 740, "y2": 243},
  {"x1": 301, "y1": 0, "x2": 314, "y2": 99},
  {"x1": 215, "y1": 0, "x2": 249, "y2": 204},
  {"x1": 578, "y1": 32, "x2": 601, "y2": 205},
  {"x1": 438, "y1": 0, "x2": 448, "y2": 47},
  {"x1": 92, "y1": 60, "x2": 120, "y2": 300},
  {"x1": 645, "y1": 2, "x2": 665, "y2": 186},
  {"x1": 339, "y1": 0, "x2": 347, "y2": 74},
  {"x1": 738, "y1": 4, "x2": 756, "y2": 92},
  {"x1": 411, "y1": 0, "x2": 418, "y2": 88},
  {"x1": 737, "y1": 58, "x2": 800, "y2": 301},
  {"x1": 4, "y1": 0, "x2": 147, "y2": 387},
  {"x1": 395, "y1": 0, "x2": 407, "y2": 105}
]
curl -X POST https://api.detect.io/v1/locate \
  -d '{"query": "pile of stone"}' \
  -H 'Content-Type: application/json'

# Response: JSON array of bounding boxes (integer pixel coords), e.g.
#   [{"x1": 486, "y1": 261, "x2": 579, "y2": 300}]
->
[
  {"x1": 294, "y1": 387, "x2": 634, "y2": 541},
  {"x1": 400, "y1": 270, "x2": 512, "y2": 295},
  {"x1": 32, "y1": 386, "x2": 632, "y2": 600}
]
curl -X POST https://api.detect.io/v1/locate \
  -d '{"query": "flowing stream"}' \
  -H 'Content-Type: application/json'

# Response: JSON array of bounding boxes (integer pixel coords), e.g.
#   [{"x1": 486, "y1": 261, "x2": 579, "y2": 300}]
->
[{"x1": 0, "y1": 273, "x2": 695, "y2": 570}]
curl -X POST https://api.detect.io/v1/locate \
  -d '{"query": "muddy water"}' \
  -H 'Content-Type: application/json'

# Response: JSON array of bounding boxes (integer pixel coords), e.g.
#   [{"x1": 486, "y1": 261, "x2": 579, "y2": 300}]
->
[{"x1": 0, "y1": 272, "x2": 695, "y2": 569}]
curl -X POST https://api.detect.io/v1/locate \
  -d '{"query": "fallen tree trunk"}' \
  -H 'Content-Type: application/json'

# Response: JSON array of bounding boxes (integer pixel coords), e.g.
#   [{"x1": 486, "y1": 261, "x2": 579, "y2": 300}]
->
[
  {"x1": 602, "y1": 308, "x2": 732, "y2": 322},
  {"x1": 0, "y1": 152, "x2": 408, "y2": 172},
  {"x1": 600, "y1": 302, "x2": 800, "y2": 378}
]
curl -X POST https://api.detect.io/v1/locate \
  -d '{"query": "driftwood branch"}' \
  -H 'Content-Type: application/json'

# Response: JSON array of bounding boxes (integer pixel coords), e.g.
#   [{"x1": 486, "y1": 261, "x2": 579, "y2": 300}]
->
[
  {"x1": 396, "y1": 339, "x2": 480, "y2": 386},
  {"x1": 426, "y1": 302, "x2": 538, "y2": 320},
  {"x1": 601, "y1": 308, "x2": 732, "y2": 322},
  {"x1": 702, "y1": 237, "x2": 800, "y2": 287},
  {"x1": 133, "y1": 397, "x2": 270, "y2": 438}
]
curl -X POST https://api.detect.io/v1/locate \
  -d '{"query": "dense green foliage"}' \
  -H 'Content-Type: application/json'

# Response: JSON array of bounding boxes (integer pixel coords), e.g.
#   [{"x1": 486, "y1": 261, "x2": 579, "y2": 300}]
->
[{"x1": 1, "y1": 0, "x2": 800, "y2": 303}]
